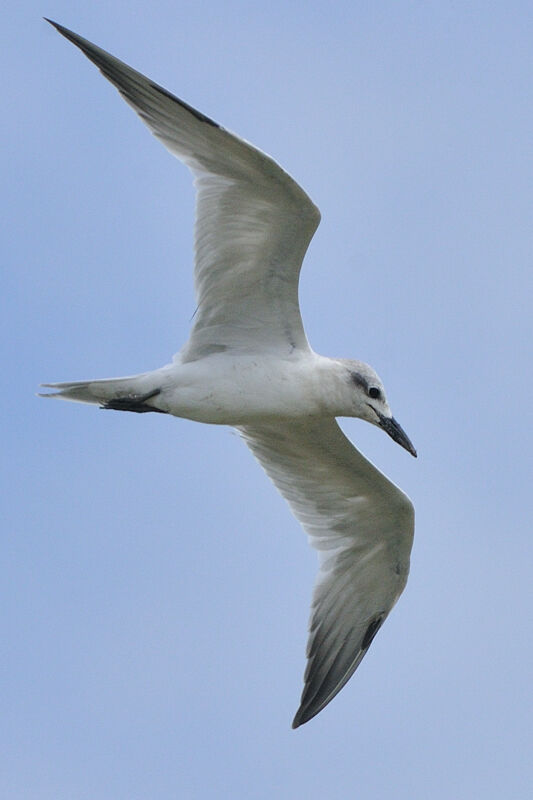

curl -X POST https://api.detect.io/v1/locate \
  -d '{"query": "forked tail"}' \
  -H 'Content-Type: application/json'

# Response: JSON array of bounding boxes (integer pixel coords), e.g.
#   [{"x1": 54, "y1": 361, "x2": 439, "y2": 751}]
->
[{"x1": 39, "y1": 372, "x2": 167, "y2": 414}]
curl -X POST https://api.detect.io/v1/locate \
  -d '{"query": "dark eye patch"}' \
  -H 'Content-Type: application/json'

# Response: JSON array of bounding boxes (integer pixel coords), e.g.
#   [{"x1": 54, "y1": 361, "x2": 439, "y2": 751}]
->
[
  {"x1": 368, "y1": 387, "x2": 381, "y2": 400},
  {"x1": 351, "y1": 372, "x2": 368, "y2": 391}
]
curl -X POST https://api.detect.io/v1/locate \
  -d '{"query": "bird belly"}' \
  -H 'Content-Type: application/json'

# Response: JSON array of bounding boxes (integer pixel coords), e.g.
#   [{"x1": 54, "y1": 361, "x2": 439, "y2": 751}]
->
[{"x1": 158, "y1": 355, "x2": 324, "y2": 425}]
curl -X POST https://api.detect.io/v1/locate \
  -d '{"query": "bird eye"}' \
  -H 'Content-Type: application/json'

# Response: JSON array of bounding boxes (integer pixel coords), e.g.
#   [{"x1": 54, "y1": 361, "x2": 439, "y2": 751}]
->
[{"x1": 368, "y1": 387, "x2": 381, "y2": 400}]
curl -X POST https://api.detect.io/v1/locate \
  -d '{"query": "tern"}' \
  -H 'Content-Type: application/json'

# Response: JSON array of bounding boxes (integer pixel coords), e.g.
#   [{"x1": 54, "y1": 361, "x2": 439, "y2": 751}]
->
[{"x1": 42, "y1": 20, "x2": 417, "y2": 728}]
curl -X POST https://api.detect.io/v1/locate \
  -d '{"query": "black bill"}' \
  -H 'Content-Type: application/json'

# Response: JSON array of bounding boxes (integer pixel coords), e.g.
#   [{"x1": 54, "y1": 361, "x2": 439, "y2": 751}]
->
[{"x1": 378, "y1": 414, "x2": 417, "y2": 457}]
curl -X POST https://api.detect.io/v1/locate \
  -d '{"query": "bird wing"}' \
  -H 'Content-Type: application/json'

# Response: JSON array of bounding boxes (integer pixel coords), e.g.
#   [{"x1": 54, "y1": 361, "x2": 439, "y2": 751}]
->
[
  {"x1": 239, "y1": 418, "x2": 414, "y2": 727},
  {"x1": 47, "y1": 21, "x2": 321, "y2": 360}
]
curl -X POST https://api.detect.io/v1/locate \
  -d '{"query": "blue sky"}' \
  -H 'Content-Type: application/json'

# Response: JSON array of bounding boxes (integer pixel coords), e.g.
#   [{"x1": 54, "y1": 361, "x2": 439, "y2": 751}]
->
[{"x1": 4, "y1": 1, "x2": 533, "y2": 798}]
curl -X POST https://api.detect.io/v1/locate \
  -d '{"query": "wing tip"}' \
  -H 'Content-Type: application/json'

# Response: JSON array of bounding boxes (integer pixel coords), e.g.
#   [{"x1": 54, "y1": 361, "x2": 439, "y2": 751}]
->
[
  {"x1": 44, "y1": 18, "x2": 68, "y2": 36},
  {"x1": 44, "y1": 18, "x2": 97, "y2": 58},
  {"x1": 291, "y1": 614, "x2": 389, "y2": 728},
  {"x1": 291, "y1": 701, "x2": 321, "y2": 729},
  {"x1": 291, "y1": 709, "x2": 307, "y2": 729},
  {"x1": 44, "y1": 17, "x2": 224, "y2": 134}
]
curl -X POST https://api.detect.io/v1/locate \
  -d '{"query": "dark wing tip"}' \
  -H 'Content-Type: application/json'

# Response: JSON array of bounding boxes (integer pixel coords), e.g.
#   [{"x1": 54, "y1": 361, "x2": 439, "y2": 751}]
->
[
  {"x1": 44, "y1": 18, "x2": 75, "y2": 38},
  {"x1": 44, "y1": 18, "x2": 222, "y2": 132},
  {"x1": 291, "y1": 614, "x2": 388, "y2": 728},
  {"x1": 291, "y1": 706, "x2": 314, "y2": 729},
  {"x1": 291, "y1": 693, "x2": 325, "y2": 729},
  {"x1": 291, "y1": 691, "x2": 332, "y2": 729},
  {"x1": 44, "y1": 18, "x2": 116, "y2": 65}
]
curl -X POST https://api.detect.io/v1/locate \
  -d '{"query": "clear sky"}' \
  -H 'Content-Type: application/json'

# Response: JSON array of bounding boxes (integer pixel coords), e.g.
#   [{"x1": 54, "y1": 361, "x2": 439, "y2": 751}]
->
[{"x1": 4, "y1": 2, "x2": 533, "y2": 798}]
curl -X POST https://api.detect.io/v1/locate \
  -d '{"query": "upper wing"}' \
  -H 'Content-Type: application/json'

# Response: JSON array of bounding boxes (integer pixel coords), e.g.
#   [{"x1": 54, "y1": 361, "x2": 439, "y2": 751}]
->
[
  {"x1": 239, "y1": 418, "x2": 414, "y2": 727},
  {"x1": 47, "y1": 21, "x2": 321, "y2": 360}
]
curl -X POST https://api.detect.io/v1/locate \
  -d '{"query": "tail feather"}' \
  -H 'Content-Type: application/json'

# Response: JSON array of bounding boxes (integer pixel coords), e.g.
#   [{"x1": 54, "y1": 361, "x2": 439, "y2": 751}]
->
[{"x1": 39, "y1": 372, "x2": 162, "y2": 407}]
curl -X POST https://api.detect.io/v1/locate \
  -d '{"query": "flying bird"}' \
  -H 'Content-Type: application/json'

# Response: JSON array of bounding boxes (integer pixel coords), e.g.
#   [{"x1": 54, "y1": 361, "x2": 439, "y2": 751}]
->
[{"x1": 42, "y1": 20, "x2": 417, "y2": 728}]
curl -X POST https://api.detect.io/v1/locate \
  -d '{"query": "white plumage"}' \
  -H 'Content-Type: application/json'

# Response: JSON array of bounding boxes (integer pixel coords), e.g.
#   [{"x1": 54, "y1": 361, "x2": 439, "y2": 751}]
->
[{"x1": 42, "y1": 20, "x2": 416, "y2": 727}]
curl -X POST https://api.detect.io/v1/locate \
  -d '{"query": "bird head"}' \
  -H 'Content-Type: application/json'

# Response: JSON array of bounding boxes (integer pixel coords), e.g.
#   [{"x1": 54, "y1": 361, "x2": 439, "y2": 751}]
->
[{"x1": 341, "y1": 360, "x2": 417, "y2": 457}]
